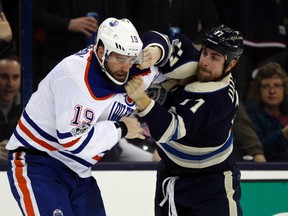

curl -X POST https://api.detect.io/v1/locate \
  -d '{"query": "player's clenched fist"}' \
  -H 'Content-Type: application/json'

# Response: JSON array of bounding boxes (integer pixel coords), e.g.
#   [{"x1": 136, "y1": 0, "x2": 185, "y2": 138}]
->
[
  {"x1": 120, "y1": 116, "x2": 145, "y2": 139},
  {"x1": 125, "y1": 76, "x2": 152, "y2": 111},
  {"x1": 136, "y1": 46, "x2": 161, "y2": 70},
  {"x1": 125, "y1": 76, "x2": 146, "y2": 102}
]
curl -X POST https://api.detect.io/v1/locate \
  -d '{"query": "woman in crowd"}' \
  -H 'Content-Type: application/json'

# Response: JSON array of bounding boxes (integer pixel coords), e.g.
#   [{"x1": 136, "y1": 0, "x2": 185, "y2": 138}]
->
[{"x1": 246, "y1": 62, "x2": 288, "y2": 161}]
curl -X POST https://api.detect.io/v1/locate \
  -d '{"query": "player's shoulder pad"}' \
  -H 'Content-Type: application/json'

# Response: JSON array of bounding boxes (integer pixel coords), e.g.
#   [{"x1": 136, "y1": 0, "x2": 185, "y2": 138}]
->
[{"x1": 141, "y1": 31, "x2": 172, "y2": 67}]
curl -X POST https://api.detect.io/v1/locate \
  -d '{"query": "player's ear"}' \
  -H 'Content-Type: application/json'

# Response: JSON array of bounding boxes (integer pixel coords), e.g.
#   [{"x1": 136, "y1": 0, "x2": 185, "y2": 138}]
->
[
  {"x1": 225, "y1": 59, "x2": 237, "y2": 72},
  {"x1": 96, "y1": 46, "x2": 104, "y2": 60}
]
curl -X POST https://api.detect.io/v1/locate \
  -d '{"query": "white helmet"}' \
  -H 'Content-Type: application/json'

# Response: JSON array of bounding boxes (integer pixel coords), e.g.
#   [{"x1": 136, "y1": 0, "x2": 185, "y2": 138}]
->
[{"x1": 94, "y1": 17, "x2": 143, "y2": 85}]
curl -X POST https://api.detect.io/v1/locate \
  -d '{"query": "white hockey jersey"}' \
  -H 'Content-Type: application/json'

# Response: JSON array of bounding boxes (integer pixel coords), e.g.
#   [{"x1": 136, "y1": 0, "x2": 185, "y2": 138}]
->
[{"x1": 7, "y1": 46, "x2": 160, "y2": 177}]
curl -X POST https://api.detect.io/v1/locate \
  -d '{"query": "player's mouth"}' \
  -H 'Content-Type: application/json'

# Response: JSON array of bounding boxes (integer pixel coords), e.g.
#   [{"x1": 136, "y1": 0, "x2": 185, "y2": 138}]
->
[{"x1": 114, "y1": 72, "x2": 127, "y2": 80}]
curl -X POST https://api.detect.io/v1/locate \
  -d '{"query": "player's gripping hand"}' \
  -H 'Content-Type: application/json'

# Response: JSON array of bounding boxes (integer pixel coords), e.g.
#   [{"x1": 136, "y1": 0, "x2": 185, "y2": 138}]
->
[
  {"x1": 125, "y1": 76, "x2": 146, "y2": 102},
  {"x1": 120, "y1": 116, "x2": 145, "y2": 139},
  {"x1": 125, "y1": 76, "x2": 152, "y2": 111},
  {"x1": 136, "y1": 46, "x2": 161, "y2": 70}
]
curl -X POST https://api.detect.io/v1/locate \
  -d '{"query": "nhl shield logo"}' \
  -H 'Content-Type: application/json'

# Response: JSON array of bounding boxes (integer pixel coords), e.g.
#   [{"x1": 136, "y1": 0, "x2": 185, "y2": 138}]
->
[{"x1": 53, "y1": 209, "x2": 63, "y2": 216}]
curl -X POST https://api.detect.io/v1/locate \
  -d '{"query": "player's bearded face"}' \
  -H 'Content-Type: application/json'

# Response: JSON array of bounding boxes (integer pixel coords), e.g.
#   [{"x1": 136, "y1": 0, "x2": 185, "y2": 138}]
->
[
  {"x1": 197, "y1": 47, "x2": 225, "y2": 82},
  {"x1": 105, "y1": 52, "x2": 136, "y2": 82}
]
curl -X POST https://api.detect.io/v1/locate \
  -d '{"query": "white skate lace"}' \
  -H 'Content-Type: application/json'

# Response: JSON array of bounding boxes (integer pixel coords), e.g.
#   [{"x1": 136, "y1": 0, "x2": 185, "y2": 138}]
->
[{"x1": 159, "y1": 176, "x2": 179, "y2": 216}]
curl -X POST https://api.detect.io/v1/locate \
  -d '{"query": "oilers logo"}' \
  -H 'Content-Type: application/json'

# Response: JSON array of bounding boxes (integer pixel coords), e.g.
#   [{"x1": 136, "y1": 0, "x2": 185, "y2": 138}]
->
[
  {"x1": 124, "y1": 94, "x2": 135, "y2": 106},
  {"x1": 109, "y1": 19, "x2": 119, "y2": 27}
]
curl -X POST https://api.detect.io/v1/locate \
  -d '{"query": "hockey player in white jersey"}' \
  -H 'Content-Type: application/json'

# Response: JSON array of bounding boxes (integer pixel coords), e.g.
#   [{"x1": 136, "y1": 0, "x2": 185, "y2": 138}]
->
[{"x1": 5, "y1": 17, "x2": 198, "y2": 216}]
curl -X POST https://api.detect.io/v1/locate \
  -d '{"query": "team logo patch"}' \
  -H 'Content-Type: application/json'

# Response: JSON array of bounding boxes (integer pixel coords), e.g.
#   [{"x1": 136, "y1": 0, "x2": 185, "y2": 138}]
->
[
  {"x1": 53, "y1": 209, "x2": 63, "y2": 216},
  {"x1": 146, "y1": 84, "x2": 167, "y2": 105},
  {"x1": 125, "y1": 94, "x2": 135, "y2": 106},
  {"x1": 109, "y1": 19, "x2": 119, "y2": 27},
  {"x1": 71, "y1": 123, "x2": 90, "y2": 136}
]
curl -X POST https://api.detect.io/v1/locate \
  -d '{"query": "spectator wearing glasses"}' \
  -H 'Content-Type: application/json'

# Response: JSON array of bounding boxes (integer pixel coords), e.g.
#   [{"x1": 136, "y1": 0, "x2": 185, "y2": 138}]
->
[{"x1": 246, "y1": 62, "x2": 288, "y2": 161}]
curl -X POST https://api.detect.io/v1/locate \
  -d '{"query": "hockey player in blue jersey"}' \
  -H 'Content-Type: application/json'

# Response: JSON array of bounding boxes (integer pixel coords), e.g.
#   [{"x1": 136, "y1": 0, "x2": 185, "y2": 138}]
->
[
  {"x1": 126, "y1": 25, "x2": 244, "y2": 216},
  {"x1": 5, "y1": 17, "x2": 183, "y2": 216}
]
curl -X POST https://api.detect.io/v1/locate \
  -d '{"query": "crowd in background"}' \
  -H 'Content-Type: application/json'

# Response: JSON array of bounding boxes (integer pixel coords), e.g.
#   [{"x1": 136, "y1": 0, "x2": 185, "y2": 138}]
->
[{"x1": 1, "y1": 0, "x2": 288, "y2": 163}]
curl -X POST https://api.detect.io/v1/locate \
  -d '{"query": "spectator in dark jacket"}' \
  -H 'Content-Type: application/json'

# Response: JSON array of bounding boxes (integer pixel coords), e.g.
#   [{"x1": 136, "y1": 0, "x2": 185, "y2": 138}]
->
[
  {"x1": 246, "y1": 62, "x2": 288, "y2": 161},
  {"x1": 0, "y1": 55, "x2": 21, "y2": 161},
  {"x1": 233, "y1": 102, "x2": 266, "y2": 162},
  {"x1": 32, "y1": 0, "x2": 106, "y2": 90}
]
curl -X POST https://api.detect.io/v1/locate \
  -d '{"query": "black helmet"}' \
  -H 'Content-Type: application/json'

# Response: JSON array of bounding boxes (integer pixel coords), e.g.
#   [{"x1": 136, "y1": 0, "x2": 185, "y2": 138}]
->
[{"x1": 202, "y1": 25, "x2": 243, "y2": 64}]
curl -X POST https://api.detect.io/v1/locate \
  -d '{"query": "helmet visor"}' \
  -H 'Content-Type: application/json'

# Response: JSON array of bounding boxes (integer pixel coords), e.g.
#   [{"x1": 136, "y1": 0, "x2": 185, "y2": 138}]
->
[{"x1": 105, "y1": 51, "x2": 144, "y2": 65}]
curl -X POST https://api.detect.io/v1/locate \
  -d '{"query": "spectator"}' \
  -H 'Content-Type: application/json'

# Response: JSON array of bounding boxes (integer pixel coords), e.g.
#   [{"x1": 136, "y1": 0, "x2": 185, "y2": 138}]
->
[
  {"x1": 0, "y1": 55, "x2": 21, "y2": 161},
  {"x1": 0, "y1": 0, "x2": 20, "y2": 56},
  {"x1": 233, "y1": 102, "x2": 266, "y2": 162},
  {"x1": 246, "y1": 62, "x2": 288, "y2": 162},
  {"x1": 32, "y1": 0, "x2": 107, "y2": 90},
  {"x1": 0, "y1": 6, "x2": 14, "y2": 57}
]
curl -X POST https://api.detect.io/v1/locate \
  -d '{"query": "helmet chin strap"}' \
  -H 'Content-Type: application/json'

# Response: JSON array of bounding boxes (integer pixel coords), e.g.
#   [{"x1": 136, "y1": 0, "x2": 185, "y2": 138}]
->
[
  {"x1": 94, "y1": 49, "x2": 129, "y2": 85},
  {"x1": 104, "y1": 70, "x2": 129, "y2": 86}
]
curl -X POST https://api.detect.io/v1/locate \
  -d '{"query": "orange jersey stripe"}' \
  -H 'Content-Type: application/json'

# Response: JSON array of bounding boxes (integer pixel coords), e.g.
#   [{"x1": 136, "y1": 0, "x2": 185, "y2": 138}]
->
[
  {"x1": 62, "y1": 137, "x2": 81, "y2": 148},
  {"x1": 92, "y1": 155, "x2": 102, "y2": 161},
  {"x1": 19, "y1": 119, "x2": 83, "y2": 150},
  {"x1": 18, "y1": 120, "x2": 58, "y2": 151},
  {"x1": 14, "y1": 159, "x2": 36, "y2": 216}
]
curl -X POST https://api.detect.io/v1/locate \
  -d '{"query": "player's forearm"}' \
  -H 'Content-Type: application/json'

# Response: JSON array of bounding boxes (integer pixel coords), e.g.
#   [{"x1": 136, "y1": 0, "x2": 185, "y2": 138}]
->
[{"x1": 133, "y1": 94, "x2": 152, "y2": 112}]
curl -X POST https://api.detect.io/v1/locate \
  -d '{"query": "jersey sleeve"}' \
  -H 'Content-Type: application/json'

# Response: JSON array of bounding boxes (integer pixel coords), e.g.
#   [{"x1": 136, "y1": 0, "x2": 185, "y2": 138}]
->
[
  {"x1": 159, "y1": 33, "x2": 200, "y2": 79},
  {"x1": 138, "y1": 96, "x2": 211, "y2": 143},
  {"x1": 141, "y1": 30, "x2": 172, "y2": 67}
]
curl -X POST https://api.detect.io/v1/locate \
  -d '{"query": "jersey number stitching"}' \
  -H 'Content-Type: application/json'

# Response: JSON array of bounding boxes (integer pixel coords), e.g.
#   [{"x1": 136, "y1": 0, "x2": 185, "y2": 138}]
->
[{"x1": 180, "y1": 98, "x2": 205, "y2": 113}]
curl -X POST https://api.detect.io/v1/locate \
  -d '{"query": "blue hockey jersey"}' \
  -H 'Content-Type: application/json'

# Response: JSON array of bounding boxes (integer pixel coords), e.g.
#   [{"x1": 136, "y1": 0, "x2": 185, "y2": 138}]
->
[{"x1": 139, "y1": 74, "x2": 239, "y2": 170}]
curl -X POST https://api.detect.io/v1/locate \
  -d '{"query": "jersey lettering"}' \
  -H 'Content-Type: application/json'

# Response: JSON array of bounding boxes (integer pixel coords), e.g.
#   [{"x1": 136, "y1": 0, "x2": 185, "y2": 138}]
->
[
  {"x1": 108, "y1": 101, "x2": 135, "y2": 121},
  {"x1": 169, "y1": 40, "x2": 183, "y2": 67},
  {"x1": 228, "y1": 78, "x2": 237, "y2": 103}
]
